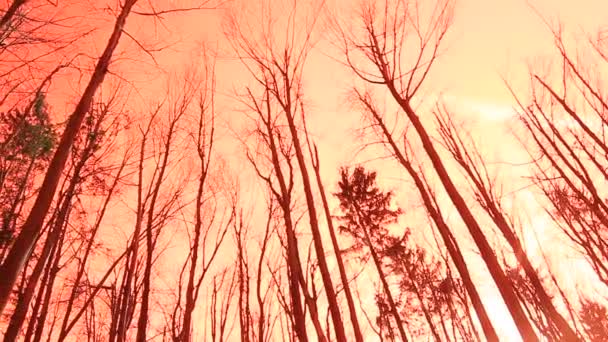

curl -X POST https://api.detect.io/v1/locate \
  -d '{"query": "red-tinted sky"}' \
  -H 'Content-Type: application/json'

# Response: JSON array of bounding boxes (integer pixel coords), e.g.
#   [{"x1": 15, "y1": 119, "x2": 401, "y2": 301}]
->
[{"x1": 34, "y1": 0, "x2": 608, "y2": 340}]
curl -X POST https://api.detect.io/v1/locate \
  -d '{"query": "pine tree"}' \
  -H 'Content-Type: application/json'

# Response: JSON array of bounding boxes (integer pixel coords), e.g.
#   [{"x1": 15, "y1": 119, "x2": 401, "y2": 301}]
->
[
  {"x1": 580, "y1": 299, "x2": 608, "y2": 341},
  {"x1": 335, "y1": 166, "x2": 409, "y2": 341},
  {"x1": 0, "y1": 94, "x2": 56, "y2": 251}
]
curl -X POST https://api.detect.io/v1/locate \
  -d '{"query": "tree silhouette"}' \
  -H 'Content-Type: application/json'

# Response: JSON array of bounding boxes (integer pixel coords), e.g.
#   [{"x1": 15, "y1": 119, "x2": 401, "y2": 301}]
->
[
  {"x1": 335, "y1": 166, "x2": 409, "y2": 341},
  {"x1": 579, "y1": 299, "x2": 608, "y2": 341},
  {"x1": 0, "y1": 94, "x2": 56, "y2": 254}
]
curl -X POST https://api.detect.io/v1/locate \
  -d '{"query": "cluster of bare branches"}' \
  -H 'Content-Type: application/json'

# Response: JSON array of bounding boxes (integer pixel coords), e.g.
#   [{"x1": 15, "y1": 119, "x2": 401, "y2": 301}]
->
[
  {"x1": 0, "y1": 0, "x2": 240, "y2": 341},
  {"x1": 2, "y1": 0, "x2": 608, "y2": 341}
]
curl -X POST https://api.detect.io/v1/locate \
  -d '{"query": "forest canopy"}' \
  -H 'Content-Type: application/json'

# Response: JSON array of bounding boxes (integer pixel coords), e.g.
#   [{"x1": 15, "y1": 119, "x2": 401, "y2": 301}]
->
[{"x1": 0, "y1": 0, "x2": 607, "y2": 341}]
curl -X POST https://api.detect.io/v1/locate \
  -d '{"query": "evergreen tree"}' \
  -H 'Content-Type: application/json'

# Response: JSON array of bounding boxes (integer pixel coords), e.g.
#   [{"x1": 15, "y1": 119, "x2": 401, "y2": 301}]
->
[
  {"x1": 580, "y1": 299, "x2": 608, "y2": 341},
  {"x1": 0, "y1": 94, "x2": 56, "y2": 250},
  {"x1": 335, "y1": 166, "x2": 408, "y2": 340}
]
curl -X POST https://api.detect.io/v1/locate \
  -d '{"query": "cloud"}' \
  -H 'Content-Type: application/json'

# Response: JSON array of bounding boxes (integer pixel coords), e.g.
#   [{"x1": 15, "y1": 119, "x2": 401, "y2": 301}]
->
[{"x1": 443, "y1": 95, "x2": 518, "y2": 121}]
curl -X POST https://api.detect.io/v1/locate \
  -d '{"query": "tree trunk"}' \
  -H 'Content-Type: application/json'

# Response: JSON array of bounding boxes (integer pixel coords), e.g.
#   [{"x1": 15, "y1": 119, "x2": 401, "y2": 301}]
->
[
  {"x1": 283, "y1": 102, "x2": 348, "y2": 342},
  {"x1": 3, "y1": 201, "x2": 63, "y2": 342},
  {"x1": 0, "y1": 0, "x2": 139, "y2": 314},
  {"x1": 356, "y1": 92, "x2": 499, "y2": 341},
  {"x1": 0, "y1": 0, "x2": 28, "y2": 30},
  {"x1": 310, "y1": 145, "x2": 364, "y2": 342},
  {"x1": 436, "y1": 111, "x2": 579, "y2": 341},
  {"x1": 393, "y1": 94, "x2": 537, "y2": 340},
  {"x1": 264, "y1": 109, "x2": 308, "y2": 342},
  {"x1": 365, "y1": 232, "x2": 409, "y2": 342},
  {"x1": 30, "y1": 226, "x2": 66, "y2": 342}
]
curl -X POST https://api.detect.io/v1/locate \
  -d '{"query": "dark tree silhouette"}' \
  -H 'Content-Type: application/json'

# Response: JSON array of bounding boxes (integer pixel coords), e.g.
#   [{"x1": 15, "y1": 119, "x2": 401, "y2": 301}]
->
[
  {"x1": 579, "y1": 299, "x2": 608, "y2": 341},
  {"x1": 335, "y1": 166, "x2": 409, "y2": 341}
]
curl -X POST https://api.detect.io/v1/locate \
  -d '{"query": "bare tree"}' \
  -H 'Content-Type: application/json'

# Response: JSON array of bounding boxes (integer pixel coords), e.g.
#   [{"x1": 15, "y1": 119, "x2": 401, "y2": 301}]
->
[
  {"x1": 434, "y1": 104, "x2": 579, "y2": 340},
  {"x1": 226, "y1": 1, "x2": 349, "y2": 339},
  {"x1": 508, "y1": 24, "x2": 608, "y2": 294},
  {"x1": 170, "y1": 63, "x2": 232, "y2": 342},
  {"x1": 346, "y1": 86, "x2": 498, "y2": 341},
  {"x1": 209, "y1": 267, "x2": 238, "y2": 342},
  {"x1": 334, "y1": 0, "x2": 538, "y2": 339},
  {"x1": 237, "y1": 76, "x2": 309, "y2": 339},
  {"x1": 0, "y1": 0, "x2": 140, "y2": 314},
  {"x1": 302, "y1": 112, "x2": 365, "y2": 342}
]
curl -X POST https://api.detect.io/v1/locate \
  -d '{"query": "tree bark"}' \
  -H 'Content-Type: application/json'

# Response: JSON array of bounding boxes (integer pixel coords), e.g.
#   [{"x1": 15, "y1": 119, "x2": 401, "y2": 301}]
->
[
  {"x1": 0, "y1": 0, "x2": 28, "y2": 30},
  {"x1": 436, "y1": 110, "x2": 579, "y2": 341},
  {"x1": 354, "y1": 90, "x2": 499, "y2": 341},
  {"x1": 0, "y1": 0, "x2": 139, "y2": 314},
  {"x1": 282, "y1": 97, "x2": 348, "y2": 342},
  {"x1": 392, "y1": 94, "x2": 537, "y2": 340},
  {"x1": 310, "y1": 146, "x2": 364, "y2": 342}
]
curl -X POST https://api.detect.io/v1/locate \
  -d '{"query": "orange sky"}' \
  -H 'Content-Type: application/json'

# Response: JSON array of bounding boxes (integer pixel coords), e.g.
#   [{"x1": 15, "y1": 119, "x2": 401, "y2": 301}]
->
[
  {"x1": 28, "y1": 0, "x2": 608, "y2": 340},
  {"x1": 138, "y1": 1, "x2": 608, "y2": 340}
]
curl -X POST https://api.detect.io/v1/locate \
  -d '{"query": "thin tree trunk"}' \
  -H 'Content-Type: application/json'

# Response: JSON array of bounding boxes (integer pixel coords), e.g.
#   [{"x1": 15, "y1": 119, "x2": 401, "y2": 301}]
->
[
  {"x1": 394, "y1": 95, "x2": 537, "y2": 340},
  {"x1": 0, "y1": 0, "x2": 139, "y2": 314},
  {"x1": 235, "y1": 224, "x2": 251, "y2": 342},
  {"x1": 489, "y1": 207, "x2": 577, "y2": 340},
  {"x1": 181, "y1": 213, "x2": 204, "y2": 342},
  {"x1": 401, "y1": 259, "x2": 442, "y2": 341},
  {"x1": 261, "y1": 96, "x2": 308, "y2": 342},
  {"x1": 180, "y1": 103, "x2": 217, "y2": 342},
  {"x1": 436, "y1": 111, "x2": 579, "y2": 341},
  {"x1": 3, "y1": 205, "x2": 62, "y2": 342},
  {"x1": 136, "y1": 104, "x2": 182, "y2": 342},
  {"x1": 282, "y1": 101, "x2": 348, "y2": 342},
  {"x1": 279, "y1": 202, "x2": 308, "y2": 342},
  {"x1": 30, "y1": 225, "x2": 66, "y2": 342},
  {"x1": 350, "y1": 199, "x2": 409, "y2": 342},
  {"x1": 135, "y1": 213, "x2": 155, "y2": 342},
  {"x1": 58, "y1": 151, "x2": 127, "y2": 340},
  {"x1": 354, "y1": 91, "x2": 499, "y2": 341},
  {"x1": 114, "y1": 131, "x2": 149, "y2": 342},
  {"x1": 309, "y1": 144, "x2": 364, "y2": 342},
  {"x1": 368, "y1": 235, "x2": 409, "y2": 341},
  {"x1": 0, "y1": 0, "x2": 28, "y2": 30},
  {"x1": 22, "y1": 230, "x2": 58, "y2": 342}
]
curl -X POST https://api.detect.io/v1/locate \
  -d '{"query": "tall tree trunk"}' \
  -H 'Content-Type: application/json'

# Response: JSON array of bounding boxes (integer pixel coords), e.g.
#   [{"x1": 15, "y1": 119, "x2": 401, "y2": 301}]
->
[
  {"x1": 365, "y1": 230, "x2": 409, "y2": 341},
  {"x1": 488, "y1": 203, "x2": 577, "y2": 340},
  {"x1": 282, "y1": 100, "x2": 348, "y2": 342},
  {"x1": 22, "y1": 231, "x2": 57, "y2": 342},
  {"x1": 0, "y1": 0, "x2": 139, "y2": 314},
  {"x1": 30, "y1": 225, "x2": 66, "y2": 342},
  {"x1": 135, "y1": 215, "x2": 155, "y2": 342},
  {"x1": 0, "y1": 0, "x2": 28, "y2": 30},
  {"x1": 3, "y1": 203, "x2": 62, "y2": 342},
  {"x1": 309, "y1": 145, "x2": 364, "y2": 342},
  {"x1": 296, "y1": 259, "x2": 328, "y2": 342},
  {"x1": 136, "y1": 105, "x2": 181, "y2": 342},
  {"x1": 392, "y1": 94, "x2": 537, "y2": 340},
  {"x1": 354, "y1": 91, "x2": 499, "y2": 341},
  {"x1": 262, "y1": 99, "x2": 308, "y2": 342},
  {"x1": 181, "y1": 214, "x2": 203, "y2": 342},
  {"x1": 436, "y1": 110, "x2": 579, "y2": 341},
  {"x1": 180, "y1": 104, "x2": 217, "y2": 342}
]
